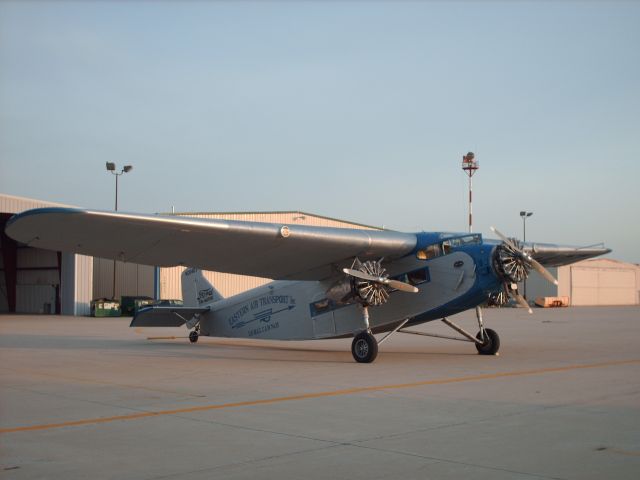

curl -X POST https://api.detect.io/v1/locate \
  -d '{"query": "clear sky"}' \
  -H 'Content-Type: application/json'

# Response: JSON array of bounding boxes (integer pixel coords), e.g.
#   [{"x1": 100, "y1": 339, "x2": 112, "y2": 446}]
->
[{"x1": 1, "y1": 1, "x2": 638, "y2": 262}]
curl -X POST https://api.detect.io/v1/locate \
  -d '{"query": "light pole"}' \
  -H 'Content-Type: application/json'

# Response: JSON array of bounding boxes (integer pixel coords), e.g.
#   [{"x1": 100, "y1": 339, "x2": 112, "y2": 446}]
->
[
  {"x1": 520, "y1": 211, "x2": 533, "y2": 300},
  {"x1": 461, "y1": 152, "x2": 479, "y2": 233},
  {"x1": 106, "y1": 162, "x2": 133, "y2": 300}
]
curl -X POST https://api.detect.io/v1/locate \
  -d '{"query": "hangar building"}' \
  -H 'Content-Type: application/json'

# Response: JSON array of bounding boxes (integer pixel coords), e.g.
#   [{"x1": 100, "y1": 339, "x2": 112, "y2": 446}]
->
[
  {"x1": 523, "y1": 259, "x2": 640, "y2": 307},
  {"x1": 0, "y1": 194, "x2": 93, "y2": 315},
  {"x1": 2, "y1": 193, "x2": 638, "y2": 314}
]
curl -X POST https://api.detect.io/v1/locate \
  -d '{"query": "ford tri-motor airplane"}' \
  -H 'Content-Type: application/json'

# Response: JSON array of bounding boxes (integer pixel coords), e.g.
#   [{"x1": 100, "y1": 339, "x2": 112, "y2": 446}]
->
[{"x1": 5, "y1": 208, "x2": 610, "y2": 363}]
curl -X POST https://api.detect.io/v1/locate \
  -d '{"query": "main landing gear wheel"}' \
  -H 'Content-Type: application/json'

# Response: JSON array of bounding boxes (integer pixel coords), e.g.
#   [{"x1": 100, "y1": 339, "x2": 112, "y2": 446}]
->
[
  {"x1": 351, "y1": 331, "x2": 378, "y2": 363},
  {"x1": 189, "y1": 330, "x2": 199, "y2": 344},
  {"x1": 475, "y1": 328, "x2": 500, "y2": 355}
]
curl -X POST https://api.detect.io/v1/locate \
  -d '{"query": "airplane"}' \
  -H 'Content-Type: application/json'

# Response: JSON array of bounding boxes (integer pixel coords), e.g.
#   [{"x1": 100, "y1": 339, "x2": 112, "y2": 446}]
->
[{"x1": 5, "y1": 207, "x2": 610, "y2": 363}]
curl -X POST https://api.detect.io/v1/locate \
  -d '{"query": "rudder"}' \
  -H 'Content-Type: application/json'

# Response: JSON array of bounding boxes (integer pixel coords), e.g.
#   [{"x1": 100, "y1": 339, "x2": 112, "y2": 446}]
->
[{"x1": 181, "y1": 268, "x2": 224, "y2": 307}]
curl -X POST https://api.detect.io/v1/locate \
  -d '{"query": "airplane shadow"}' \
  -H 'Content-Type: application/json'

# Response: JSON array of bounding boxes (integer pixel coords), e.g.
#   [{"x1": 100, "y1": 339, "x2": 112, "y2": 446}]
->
[
  {"x1": 1, "y1": 333, "x2": 479, "y2": 364},
  {"x1": 137, "y1": 336, "x2": 479, "y2": 364}
]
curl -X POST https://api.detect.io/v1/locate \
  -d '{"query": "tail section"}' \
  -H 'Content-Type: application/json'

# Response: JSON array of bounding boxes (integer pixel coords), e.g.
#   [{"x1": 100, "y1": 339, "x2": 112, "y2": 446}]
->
[{"x1": 181, "y1": 268, "x2": 224, "y2": 307}]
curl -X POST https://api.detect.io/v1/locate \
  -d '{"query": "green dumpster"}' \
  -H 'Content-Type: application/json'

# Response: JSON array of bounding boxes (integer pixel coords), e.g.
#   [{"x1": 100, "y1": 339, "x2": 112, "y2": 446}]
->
[
  {"x1": 91, "y1": 299, "x2": 121, "y2": 317},
  {"x1": 120, "y1": 296, "x2": 153, "y2": 316}
]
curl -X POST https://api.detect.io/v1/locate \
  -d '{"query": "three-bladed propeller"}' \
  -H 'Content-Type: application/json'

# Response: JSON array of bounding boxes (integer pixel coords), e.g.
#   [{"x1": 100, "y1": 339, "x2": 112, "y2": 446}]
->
[{"x1": 491, "y1": 226, "x2": 558, "y2": 314}]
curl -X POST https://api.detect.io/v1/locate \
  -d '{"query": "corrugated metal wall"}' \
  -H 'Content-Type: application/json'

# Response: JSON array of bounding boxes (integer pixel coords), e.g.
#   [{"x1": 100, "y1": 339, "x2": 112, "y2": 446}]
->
[
  {"x1": 0, "y1": 246, "x2": 59, "y2": 314},
  {"x1": 61, "y1": 253, "x2": 93, "y2": 316},
  {"x1": 92, "y1": 258, "x2": 154, "y2": 299},
  {"x1": 0, "y1": 193, "x2": 72, "y2": 213},
  {"x1": 158, "y1": 211, "x2": 379, "y2": 299},
  {"x1": 1, "y1": 194, "x2": 73, "y2": 313}
]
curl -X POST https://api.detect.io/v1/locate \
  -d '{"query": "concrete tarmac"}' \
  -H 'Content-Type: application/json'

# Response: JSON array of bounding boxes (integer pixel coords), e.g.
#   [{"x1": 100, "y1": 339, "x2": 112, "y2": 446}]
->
[{"x1": 1, "y1": 306, "x2": 639, "y2": 479}]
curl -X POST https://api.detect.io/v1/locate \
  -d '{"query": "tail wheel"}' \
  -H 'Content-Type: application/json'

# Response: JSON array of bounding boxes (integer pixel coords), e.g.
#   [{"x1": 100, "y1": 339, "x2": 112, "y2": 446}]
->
[
  {"x1": 189, "y1": 330, "x2": 199, "y2": 343},
  {"x1": 475, "y1": 328, "x2": 500, "y2": 355},
  {"x1": 351, "y1": 331, "x2": 378, "y2": 363}
]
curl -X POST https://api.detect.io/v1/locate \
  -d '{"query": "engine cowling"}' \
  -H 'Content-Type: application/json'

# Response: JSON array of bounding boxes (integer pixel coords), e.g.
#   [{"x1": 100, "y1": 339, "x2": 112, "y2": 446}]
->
[
  {"x1": 325, "y1": 260, "x2": 393, "y2": 307},
  {"x1": 325, "y1": 278, "x2": 356, "y2": 305},
  {"x1": 492, "y1": 240, "x2": 531, "y2": 284}
]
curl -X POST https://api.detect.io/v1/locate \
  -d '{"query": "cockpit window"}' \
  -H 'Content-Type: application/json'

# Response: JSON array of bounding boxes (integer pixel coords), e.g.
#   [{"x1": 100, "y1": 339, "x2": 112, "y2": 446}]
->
[
  {"x1": 445, "y1": 234, "x2": 481, "y2": 247},
  {"x1": 416, "y1": 244, "x2": 442, "y2": 260},
  {"x1": 417, "y1": 234, "x2": 481, "y2": 260}
]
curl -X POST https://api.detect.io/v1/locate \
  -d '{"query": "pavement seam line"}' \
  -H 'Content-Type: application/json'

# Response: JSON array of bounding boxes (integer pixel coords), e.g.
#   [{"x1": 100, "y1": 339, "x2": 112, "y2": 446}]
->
[{"x1": 2, "y1": 358, "x2": 639, "y2": 434}]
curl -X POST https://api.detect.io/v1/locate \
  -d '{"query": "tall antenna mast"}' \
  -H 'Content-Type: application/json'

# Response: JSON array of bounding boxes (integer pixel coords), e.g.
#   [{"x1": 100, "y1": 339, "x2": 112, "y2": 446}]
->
[{"x1": 461, "y1": 152, "x2": 479, "y2": 233}]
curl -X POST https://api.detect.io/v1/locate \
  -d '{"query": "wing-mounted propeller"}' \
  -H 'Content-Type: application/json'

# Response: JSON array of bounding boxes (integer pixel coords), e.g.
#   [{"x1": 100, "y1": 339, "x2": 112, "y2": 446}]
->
[
  {"x1": 325, "y1": 258, "x2": 418, "y2": 308},
  {"x1": 490, "y1": 226, "x2": 558, "y2": 314},
  {"x1": 343, "y1": 259, "x2": 418, "y2": 306}
]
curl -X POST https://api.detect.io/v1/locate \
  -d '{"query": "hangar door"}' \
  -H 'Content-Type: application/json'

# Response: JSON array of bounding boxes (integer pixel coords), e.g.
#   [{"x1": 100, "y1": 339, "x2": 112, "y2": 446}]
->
[{"x1": 570, "y1": 266, "x2": 636, "y2": 306}]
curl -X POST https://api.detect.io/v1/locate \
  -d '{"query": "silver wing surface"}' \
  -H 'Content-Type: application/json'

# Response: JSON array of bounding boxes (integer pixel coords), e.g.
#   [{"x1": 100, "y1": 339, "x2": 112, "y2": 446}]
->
[
  {"x1": 5, "y1": 208, "x2": 417, "y2": 281},
  {"x1": 525, "y1": 243, "x2": 611, "y2": 267}
]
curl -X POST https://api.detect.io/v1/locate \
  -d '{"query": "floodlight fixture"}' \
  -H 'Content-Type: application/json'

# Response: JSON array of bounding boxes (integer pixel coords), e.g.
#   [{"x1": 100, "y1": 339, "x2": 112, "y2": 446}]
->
[
  {"x1": 106, "y1": 162, "x2": 116, "y2": 171},
  {"x1": 123, "y1": 165, "x2": 133, "y2": 173}
]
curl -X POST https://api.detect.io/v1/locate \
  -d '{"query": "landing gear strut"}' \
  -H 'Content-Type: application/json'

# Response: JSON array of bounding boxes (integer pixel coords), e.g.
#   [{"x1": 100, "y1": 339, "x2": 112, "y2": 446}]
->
[
  {"x1": 397, "y1": 306, "x2": 501, "y2": 356},
  {"x1": 351, "y1": 305, "x2": 379, "y2": 363},
  {"x1": 474, "y1": 306, "x2": 500, "y2": 355},
  {"x1": 187, "y1": 315, "x2": 200, "y2": 344}
]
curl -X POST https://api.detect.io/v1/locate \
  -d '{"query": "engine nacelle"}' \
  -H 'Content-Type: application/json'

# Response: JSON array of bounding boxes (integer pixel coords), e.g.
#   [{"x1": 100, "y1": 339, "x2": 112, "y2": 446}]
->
[{"x1": 325, "y1": 278, "x2": 357, "y2": 305}]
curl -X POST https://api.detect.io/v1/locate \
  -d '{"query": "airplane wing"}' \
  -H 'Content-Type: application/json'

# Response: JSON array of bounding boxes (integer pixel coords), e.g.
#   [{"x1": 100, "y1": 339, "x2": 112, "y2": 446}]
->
[
  {"x1": 5, "y1": 208, "x2": 417, "y2": 281},
  {"x1": 525, "y1": 243, "x2": 611, "y2": 267}
]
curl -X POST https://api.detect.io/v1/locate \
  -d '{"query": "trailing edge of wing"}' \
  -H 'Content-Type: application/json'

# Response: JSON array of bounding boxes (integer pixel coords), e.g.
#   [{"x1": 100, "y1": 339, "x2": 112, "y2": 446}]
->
[{"x1": 5, "y1": 208, "x2": 417, "y2": 281}]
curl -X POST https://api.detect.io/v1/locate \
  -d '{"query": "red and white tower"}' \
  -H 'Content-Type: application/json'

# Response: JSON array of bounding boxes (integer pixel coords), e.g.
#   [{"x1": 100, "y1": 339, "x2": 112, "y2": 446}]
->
[{"x1": 461, "y1": 152, "x2": 479, "y2": 233}]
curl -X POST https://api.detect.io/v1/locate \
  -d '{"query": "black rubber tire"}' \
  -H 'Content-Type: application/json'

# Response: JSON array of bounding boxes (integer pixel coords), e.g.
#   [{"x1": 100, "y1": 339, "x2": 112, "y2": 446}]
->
[
  {"x1": 351, "y1": 331, "x2": 378, "y2": 363},
  {"x1": 189, "y1": 330, "x2": 199, "y2": 343},
  {"x1": 475, "y1": 328, "x2": 500, "y2": 355}
]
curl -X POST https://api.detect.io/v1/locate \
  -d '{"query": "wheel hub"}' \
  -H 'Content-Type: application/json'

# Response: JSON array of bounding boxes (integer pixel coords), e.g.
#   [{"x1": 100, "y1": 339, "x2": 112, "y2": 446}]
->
[{"x1": 355, "y1": 338, "x2": 369, "y2": 358}]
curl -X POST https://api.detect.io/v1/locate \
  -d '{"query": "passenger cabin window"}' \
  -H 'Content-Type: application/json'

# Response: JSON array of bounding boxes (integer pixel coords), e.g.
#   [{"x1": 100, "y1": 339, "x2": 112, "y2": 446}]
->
[
  {"x1": 388, "y1": 268, "x2": 430, "y2": 291},
  {"x1": 310, "y1": 299, "x2": 333, "y2": 316},
  {"x1": 407, "y1": 268, "x2": 429, "y2": 285}
]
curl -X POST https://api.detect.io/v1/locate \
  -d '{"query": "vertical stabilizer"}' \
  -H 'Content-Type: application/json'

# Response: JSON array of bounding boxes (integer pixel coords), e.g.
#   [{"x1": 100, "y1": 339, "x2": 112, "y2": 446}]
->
[{"x1": 181, "y1": 268, "x2": 224, "y2": 307}]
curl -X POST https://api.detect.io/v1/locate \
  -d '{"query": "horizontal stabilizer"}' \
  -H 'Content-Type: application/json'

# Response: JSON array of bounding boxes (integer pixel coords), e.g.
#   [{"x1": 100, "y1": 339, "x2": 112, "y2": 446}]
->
[{"x1": 130, "y1": 306, "x2": 210, "y2": 327}]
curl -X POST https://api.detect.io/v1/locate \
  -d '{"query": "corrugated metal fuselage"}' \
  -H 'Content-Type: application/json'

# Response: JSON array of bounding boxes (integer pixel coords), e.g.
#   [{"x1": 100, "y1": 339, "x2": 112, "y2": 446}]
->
[{"x1": 198, "y1": 245, "x2": 502, "y2": 341}]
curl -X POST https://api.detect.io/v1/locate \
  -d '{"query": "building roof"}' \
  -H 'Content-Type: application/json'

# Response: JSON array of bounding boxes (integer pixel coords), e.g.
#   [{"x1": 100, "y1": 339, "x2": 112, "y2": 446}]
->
[
  {"x1": 568, "y1": 257, "x2": 640, "y2": 270},
  {"x1": 0, "y1": 193, "x2": 381, "y2": 230},
  {"x1": 0, "y1": 193, "x2": 75, "y2": 214}
]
